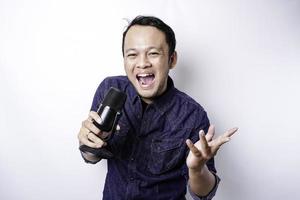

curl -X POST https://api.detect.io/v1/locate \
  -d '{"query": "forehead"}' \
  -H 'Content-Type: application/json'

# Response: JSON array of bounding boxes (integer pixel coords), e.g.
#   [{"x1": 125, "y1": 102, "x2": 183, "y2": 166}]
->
[{"x1": 124, "y1": 25, "x2": 168, "y2": 50}]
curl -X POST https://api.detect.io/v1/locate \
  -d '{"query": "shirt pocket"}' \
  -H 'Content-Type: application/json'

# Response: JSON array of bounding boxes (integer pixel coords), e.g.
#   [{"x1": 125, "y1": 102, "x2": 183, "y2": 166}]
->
[{"x1": 148, "y1": 137, "x2": 185, "y2": 175}]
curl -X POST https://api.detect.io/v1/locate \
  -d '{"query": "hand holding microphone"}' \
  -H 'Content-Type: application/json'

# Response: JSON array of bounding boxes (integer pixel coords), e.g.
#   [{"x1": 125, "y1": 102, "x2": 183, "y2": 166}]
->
[
  {"x1": 78, "y1": 87, "x2": 127, "y2": 160},
  {"x1": 79, "y1": 111, "x2": 111, "y2": 148}
]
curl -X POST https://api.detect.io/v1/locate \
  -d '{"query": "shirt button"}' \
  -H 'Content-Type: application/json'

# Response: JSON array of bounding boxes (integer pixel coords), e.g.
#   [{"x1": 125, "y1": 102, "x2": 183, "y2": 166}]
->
[
  {"x1": 130, "y1": 157, "x2": 134, "y2": 161},
  {"x1": 130, "y1": 177, "x2": 134, "y2": 181}
]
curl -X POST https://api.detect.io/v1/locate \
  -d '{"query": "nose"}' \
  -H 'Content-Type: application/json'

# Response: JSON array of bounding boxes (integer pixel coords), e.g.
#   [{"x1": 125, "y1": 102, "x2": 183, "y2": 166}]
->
[{"x1": 137, "y1": 54, "x2": 151, "y2": 69}]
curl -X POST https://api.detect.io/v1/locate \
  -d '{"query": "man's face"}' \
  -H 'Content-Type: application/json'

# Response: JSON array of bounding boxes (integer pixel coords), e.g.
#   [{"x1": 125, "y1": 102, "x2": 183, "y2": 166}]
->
[{"x1": 123, "y1": 25, "x2": 177, "y2": 104}]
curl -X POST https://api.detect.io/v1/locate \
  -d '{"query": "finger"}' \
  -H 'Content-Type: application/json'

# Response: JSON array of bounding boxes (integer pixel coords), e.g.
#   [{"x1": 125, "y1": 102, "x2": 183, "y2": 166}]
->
[
  {"x1": 83, "y1": 120, "x2": 101, "y2": 135},
  {"x1": 205, "y1": 125, "x2": 215, "y2": 142},
  {"x1": 220, "y1": 127, "x2": 239, "y2": 144},
  {"x1": 96, "y1": 124, "x2": 120, "y2": 139},
  {"x1": 87, "y1": 132, "x2": 107, "y2": 147},
  {"x1": 210, "y1": 128, "x2": 238, "y2": 154},
  {"x1": 210, "y1": 127, "x2": 238, "y2": 146},
  {"x1": 216, "y1": 135, "x2": 231, "y2": 147},
  {"x1": 186, "y1": 139, "x2": 202, "y2": 157},
  {"x1": 89, "y1": 111, "x2": 102, "y2": 124},
  {"x1": 199, "y1": 131, "x2": 210, "y2": 158},
  {"x1": 87, "y1": 116, "x2": 93, "y2": 122},
  {"x1": 223, "y1": 127, "x2": 239, "y2": 138},
  {"x1": 210, "y1": 138, "x2": 228, "y2": 154},
  {"x1": 78, "y1": 128, "x2": 102, "y2": 148}
]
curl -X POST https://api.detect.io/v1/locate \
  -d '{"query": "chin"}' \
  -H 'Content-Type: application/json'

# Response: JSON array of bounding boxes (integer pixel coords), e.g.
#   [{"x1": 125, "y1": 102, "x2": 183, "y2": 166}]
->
[
  {"x1": 138, "y1": 90, "x2": 155, "y2": 98},
  {"x1": 137, "y1": 89, "x2": 157, "y2": 100}
]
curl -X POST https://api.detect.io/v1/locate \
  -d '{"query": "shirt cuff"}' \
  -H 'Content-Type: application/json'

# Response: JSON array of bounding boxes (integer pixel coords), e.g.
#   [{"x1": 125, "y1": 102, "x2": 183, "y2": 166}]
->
[
  {"x1": 188, "y1": 172, "x2": 221, "y2": 200},
  {"x1": 79, "y1": 150, "x2": 101, "y2": 164}
]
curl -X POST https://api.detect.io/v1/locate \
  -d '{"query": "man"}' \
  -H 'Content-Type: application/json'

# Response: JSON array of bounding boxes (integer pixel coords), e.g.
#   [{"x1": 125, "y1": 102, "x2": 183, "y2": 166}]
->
[{"x1": 78, "y1": 15, "x2": 237, "y2": 200}]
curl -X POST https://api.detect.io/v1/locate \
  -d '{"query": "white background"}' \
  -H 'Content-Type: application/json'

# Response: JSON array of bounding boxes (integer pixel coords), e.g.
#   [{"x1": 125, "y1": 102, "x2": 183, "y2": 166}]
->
[{"x1": 1, "y1": 0, "x2": 300, "y2": 199}]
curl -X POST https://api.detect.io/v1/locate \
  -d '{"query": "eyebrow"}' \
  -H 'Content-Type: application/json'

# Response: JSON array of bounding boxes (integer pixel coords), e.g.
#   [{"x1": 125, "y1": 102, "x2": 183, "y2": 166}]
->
[
  {"x1": 125, "y1": 48, "x2": 137, "y2": 53},
  {"x1": 125, "y1": 46, "x2": 163, "y2": 54}
]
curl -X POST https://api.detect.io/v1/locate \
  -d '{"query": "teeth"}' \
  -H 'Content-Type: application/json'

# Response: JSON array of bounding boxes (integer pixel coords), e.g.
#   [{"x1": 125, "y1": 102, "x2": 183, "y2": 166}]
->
[
  {"x1": 136, "y1": 73, "x2": 155, "y2": 86},
  {"x1": 137, "y1": 73, "x2": 153, "y2": 78}
]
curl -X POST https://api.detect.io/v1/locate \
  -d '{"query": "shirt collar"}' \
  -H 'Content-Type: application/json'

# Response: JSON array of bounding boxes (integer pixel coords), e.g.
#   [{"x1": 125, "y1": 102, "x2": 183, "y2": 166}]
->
[
  {"x1": 152, "y1": 76, "x2": 176, "y2": 110},
  {"x1": 128, "y1": 76, "x2": 176, "y2": 112}
]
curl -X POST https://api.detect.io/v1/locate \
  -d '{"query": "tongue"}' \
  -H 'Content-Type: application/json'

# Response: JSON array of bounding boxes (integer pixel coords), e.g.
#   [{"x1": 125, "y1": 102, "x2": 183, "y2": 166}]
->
[{"x1": 140, "y1": 76, "x2": 154, "y2": 85}]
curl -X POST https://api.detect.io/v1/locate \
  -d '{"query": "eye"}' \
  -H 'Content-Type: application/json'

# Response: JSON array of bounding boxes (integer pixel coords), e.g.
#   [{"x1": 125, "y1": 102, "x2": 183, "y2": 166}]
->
[
  {"x1": 148, "y1": 52, "x2": 159, "y2": 56},
  {"x1": 127, "y1": 53, "x2": 137, "y2": 58}
]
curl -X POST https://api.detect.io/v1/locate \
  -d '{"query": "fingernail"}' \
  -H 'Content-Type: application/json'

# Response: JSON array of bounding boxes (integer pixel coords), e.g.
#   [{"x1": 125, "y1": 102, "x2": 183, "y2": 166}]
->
[
  {"x1": 200, "y1": 130, "x2": 205, "y2": 136},
  {"x1": 96, "y1": 117, "x2": 102, "y2": 124}
]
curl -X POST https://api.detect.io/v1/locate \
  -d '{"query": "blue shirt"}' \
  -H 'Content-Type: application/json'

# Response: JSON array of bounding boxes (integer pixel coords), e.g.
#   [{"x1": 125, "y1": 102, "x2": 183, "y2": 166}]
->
[{"x1": 88, "y1": 76, "x2": 220, "y2": 200}]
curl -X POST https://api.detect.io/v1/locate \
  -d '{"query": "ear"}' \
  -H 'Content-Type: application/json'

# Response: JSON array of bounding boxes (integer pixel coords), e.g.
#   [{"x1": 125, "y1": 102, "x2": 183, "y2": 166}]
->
[{"x1": 169, "y1": 51, "x2": 177, "y2": 69}]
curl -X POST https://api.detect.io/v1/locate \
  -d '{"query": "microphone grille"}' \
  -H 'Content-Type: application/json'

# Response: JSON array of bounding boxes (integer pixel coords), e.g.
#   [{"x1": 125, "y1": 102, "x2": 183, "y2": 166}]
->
[{"x1": 102, "y1": 87, "x2": 127, "y2": 111}]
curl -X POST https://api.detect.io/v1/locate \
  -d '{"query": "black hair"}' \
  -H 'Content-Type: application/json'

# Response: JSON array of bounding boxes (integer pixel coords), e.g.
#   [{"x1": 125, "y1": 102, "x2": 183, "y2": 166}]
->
[{"x1": 122, "y1": 15, "x2": 176, "y2": 59}]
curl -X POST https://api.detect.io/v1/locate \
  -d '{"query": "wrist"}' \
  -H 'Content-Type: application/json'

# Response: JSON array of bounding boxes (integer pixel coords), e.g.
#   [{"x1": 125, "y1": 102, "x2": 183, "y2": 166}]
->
[
  {"x1": 189, "y1": 164, "x2": 208, "y2": 176},
  {"x1": 188, "y1": 160, "x2": 206, "y2": 171}
]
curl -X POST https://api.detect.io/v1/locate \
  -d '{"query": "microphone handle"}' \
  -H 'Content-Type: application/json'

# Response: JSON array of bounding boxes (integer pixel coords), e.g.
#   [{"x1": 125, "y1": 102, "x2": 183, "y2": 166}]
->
[
  {"x1": 79, "y1": 87, "x2": 126, "y2": 160},
  {"x1": 79, "y1": 108, "x2": 122, "y2": 160}
]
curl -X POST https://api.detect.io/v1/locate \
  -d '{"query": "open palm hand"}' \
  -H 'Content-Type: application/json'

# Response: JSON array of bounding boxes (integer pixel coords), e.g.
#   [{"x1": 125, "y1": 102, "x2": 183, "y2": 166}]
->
[{"x1": 186, "y1": 125, "x2": 238, "y2": 170}]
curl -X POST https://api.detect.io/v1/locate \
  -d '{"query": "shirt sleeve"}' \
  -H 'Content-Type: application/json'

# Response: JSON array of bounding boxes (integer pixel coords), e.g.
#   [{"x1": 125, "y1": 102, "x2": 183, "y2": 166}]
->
[{"x1": 188, "y1": 172, "x2": 221, "y2": 200}]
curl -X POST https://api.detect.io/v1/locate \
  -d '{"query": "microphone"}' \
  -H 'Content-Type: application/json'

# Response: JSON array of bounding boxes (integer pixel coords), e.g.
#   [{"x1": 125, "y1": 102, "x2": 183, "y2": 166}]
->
[{"x1": 79, "y1": 87, "x2": 127, "y2": 159}]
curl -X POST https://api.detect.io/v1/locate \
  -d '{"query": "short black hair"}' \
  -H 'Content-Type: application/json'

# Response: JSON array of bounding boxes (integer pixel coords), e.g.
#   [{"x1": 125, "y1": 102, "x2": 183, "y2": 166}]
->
[{"x1": 122, "y1": 15, "x2": 176, "y2": 59}]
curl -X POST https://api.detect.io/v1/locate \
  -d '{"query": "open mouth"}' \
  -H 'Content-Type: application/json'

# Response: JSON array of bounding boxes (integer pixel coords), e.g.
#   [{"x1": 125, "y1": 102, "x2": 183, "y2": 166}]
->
[{"x1": 136, "y1": 73, "x2": 155, "y2": 87}]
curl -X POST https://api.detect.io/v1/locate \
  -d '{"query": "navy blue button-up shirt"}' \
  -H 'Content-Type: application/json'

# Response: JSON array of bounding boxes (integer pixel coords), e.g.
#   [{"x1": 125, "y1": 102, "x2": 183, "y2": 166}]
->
[{"x1": 88, "y1": 76, "x2": 219, "y2": 200}]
